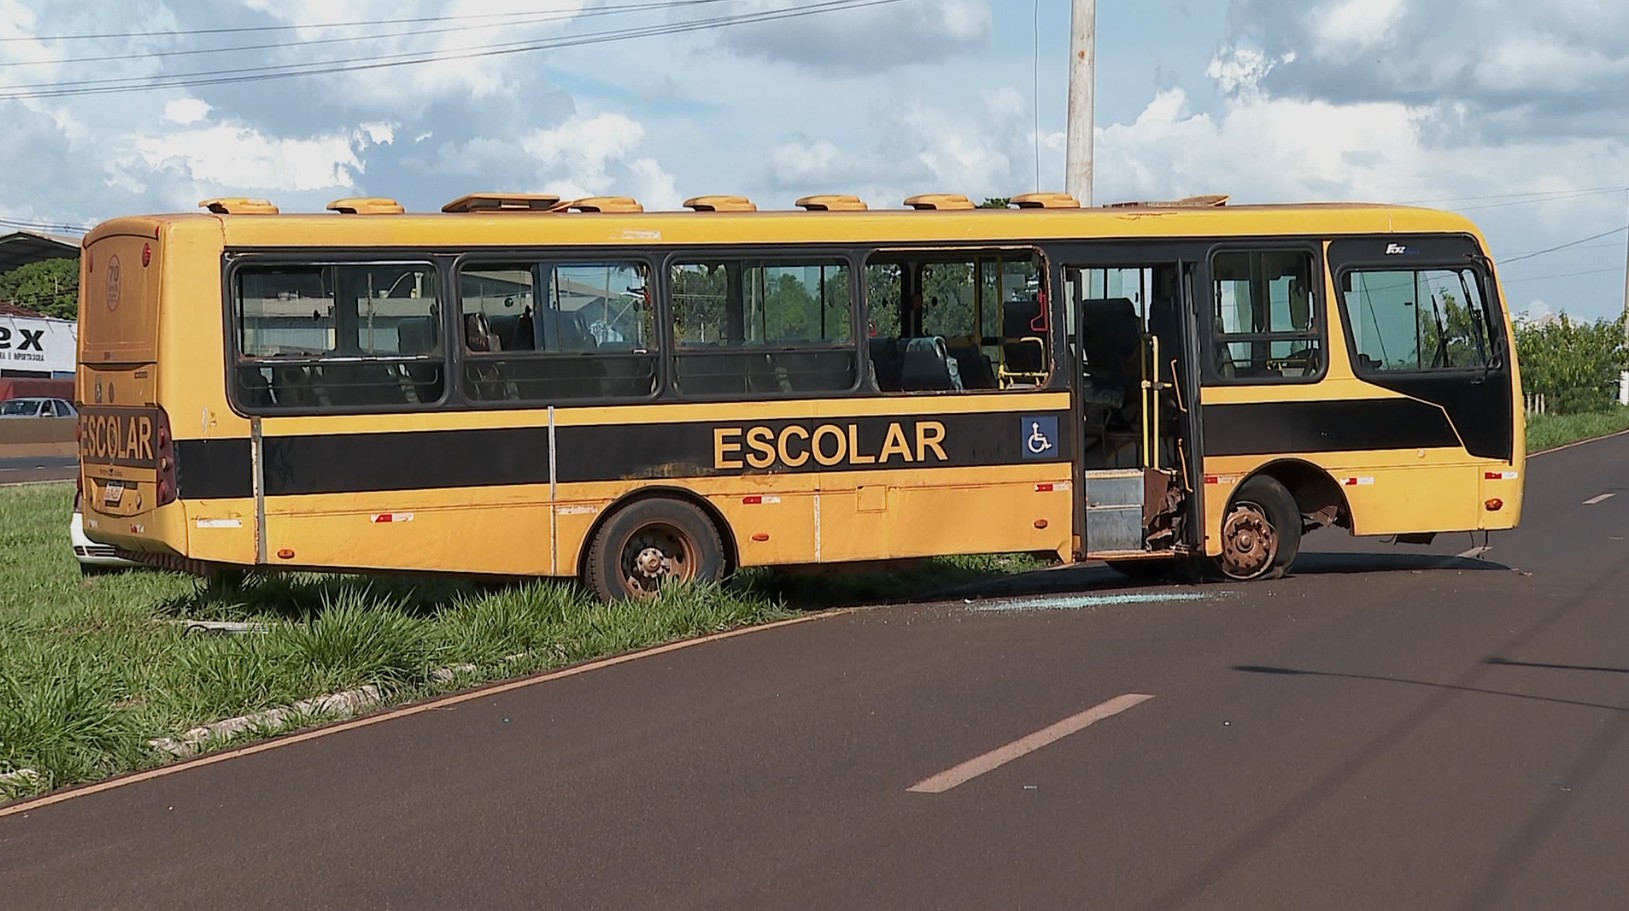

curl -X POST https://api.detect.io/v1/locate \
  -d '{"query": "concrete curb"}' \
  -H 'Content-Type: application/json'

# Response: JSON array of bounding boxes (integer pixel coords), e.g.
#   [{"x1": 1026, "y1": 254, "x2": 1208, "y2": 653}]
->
[
  {"x1": 0, "y1": 768, "x2": 42, "y2": 794},
  {"x1": 146, "y1": 652, "x2": 529, "y2": 759},
  {"x1": 150, "y1": 685, "x2": 383, "y2": 759}
]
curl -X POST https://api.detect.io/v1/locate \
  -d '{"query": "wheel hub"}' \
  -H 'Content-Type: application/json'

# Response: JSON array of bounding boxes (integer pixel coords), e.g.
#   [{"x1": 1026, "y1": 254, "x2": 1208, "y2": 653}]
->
[
  {"x1": 633, "y1": 546, "x2": 668, "y2": 579},
  {"x1": 1221, "y1": 504, "x2": 1277, "y2": 580}
]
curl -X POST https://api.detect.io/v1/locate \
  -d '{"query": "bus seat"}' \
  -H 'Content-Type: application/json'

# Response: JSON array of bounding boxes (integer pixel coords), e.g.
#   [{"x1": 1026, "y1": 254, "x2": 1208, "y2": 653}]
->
[
  {"x1": 269, "y1": 364, "x2": 317, "y2": 408},
  {"x1": 487, "y1": 315, "x2": 521, "y2": 349},
  {"x1": 946, "y1": 343, "x2": 997, "y2": 389},
  {"x1": 237, "y1": 367, "x2": 274, "y2": 408},
  {"x1": 868, "y1": 337, "x2": 904, "y2": 391},
  {"x1": 464, "y1": 313, "x2": 502, "y2": 353},
  {"x1": 318, "y1": 363, "x2": 409, "y2": 406},
  {"x1": 774, "y1": 350, "x2": 858, "y2": 393},
  {"x1": 1000, "y1": 295, "x2": 1049, "y2": 383},
  {"x1": 899, "y1": 336, "x2": 964, "y2": 392},
  {"x1": 396, "y1": 316, "x2": 439, "y2": 355}
]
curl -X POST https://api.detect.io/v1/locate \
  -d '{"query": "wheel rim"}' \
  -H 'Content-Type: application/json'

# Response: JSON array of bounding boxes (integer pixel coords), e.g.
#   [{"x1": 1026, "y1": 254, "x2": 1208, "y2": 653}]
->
[
  {"x1": 1219, "y1": 500, "x2": 1278, "y2": 581},
  {"x1": 618, "y1": 521, "x2": 697, "y2": 597}
]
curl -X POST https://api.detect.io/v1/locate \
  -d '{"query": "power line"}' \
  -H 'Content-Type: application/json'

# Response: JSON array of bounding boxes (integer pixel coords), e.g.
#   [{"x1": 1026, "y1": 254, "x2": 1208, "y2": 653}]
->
[
  {"x1": 1500, "y1": 226, "x2": 1629, "y2": 266},
  {"x1": 0, "y1": 1, "x2": 711, "y2": 43},
  {"x1": 0, "y1": 0, "x2": 908, "y2": 100},
  {"x1": 0, "y1": 0, "x2": 735, "y2": 68},
  {"x1": 0, "y1": 215, "x2": 92, "y2": 234},
  {"x1": 1456, "y1": 188, "x2": 1628, "y2": 214},
  {"x1": 1500, "y1": 266, "x2": 1623, "y2": 287},
  {"x1": 1502, "y1": 241, "x2": 1624, "y2": 260},
  {"x1": 1402, "y1": 185, "x2": 1629, "y2": 206}
]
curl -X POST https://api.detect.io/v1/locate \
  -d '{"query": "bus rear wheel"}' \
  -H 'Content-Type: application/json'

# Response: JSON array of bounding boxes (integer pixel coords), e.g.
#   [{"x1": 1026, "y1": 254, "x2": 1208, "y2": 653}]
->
[
  {"x1": 1216, "y1": 476, "x2": 1301, "y2": 581},
  {"x1": 585, "y1": 498, "x2": 726, "y2": 602}
]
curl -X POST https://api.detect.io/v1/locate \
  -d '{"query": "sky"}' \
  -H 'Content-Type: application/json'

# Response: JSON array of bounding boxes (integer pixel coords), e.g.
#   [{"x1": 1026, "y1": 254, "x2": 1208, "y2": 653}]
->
[{"x1": 1, "y1": 0, "x2": 1626, "y2": 322}]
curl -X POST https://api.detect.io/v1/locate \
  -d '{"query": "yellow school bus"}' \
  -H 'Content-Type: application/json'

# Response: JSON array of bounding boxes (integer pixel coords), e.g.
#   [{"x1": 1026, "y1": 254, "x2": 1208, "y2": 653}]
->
[{"x1": 76, "y1": 191, "x2": 1524, "y2": 598}]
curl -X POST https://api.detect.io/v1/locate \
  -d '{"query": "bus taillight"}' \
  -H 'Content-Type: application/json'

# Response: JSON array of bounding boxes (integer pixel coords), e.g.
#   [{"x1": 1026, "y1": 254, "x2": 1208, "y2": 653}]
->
[{"x1": 156, "y1": 407, "x2": 178, "y2": 508}]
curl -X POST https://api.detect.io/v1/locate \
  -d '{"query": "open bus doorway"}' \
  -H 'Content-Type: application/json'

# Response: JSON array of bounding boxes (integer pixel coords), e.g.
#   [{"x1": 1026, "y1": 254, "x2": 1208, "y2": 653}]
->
[{"x1": 1063, "y1": 261, "x2": 1200, "y2": 562}]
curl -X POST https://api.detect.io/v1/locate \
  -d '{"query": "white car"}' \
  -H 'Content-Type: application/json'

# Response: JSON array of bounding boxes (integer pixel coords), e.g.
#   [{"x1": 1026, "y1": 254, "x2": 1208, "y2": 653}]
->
[
  {"x1": 1, "y1": 396, "x2": 77, "y2": 418},
  {"x1": 72, "y1": 491, "x2": 136, "y2": 573}
]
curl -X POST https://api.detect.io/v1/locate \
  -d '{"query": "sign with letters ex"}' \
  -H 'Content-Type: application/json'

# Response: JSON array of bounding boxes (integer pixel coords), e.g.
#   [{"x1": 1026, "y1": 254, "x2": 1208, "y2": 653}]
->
[{"x1": 0, "y1": 315, "x2": 76, "y2": 374}]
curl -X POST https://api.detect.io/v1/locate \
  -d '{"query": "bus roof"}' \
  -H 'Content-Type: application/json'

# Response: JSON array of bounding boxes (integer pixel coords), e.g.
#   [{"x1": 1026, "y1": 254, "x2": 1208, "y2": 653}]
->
[{"x1": 84, "y1": 197, "x2": 1486, "y2": 251}]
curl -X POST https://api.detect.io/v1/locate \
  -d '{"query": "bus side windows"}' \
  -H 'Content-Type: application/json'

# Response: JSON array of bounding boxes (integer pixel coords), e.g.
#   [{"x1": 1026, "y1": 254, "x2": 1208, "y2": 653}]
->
[
  {"x1": 231, "y1": 263, "x2": 445, "y2": 413},
  {"x1": 457, "y1": 260, "x2": 658, "y2": 404},
  {"x1": 1208, "y1": 250, "x2": 1324, "y2": 384},
  {"x1": 862, "y1": 252, "x2": 1048, "y2": 394},
  {"x1": 669, "y1": 258, "x2": 857, "y2": 398}
]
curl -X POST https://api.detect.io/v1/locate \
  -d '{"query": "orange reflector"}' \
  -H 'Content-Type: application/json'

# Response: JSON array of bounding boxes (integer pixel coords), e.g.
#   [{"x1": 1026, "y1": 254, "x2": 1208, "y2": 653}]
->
[
  {"x1": 277, "y1": 548, "x2": 296, "y2": 559},
  {"x1": 751, "y1": 533, "x2": 770, "y2": 543},
  {"x1": 1034, "y1": 519, "x2": 1049, "y2": 529},
  {"x1": 1485, "y1": 499, "x2": 1504, "y2": 512}
]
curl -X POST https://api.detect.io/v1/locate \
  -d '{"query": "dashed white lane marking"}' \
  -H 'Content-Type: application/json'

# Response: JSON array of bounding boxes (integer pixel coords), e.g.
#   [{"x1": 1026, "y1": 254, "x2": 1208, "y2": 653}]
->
[
  {"x1": 907, "y1": 693, "x2": 1155, "y2": 794},
  {"x1": 1584, "y1": 493, "x2": 1616, "y2": 506},
  {"x1": 1458, "y1": 546, "x2": 1493, "y2": 559}
]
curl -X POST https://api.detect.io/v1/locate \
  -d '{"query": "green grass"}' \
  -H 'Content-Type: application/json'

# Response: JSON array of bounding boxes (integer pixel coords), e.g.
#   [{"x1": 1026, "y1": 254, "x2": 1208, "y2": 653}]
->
[
  {"x1": 1527, "y1": 406, "x2": 1629, "y2": 453},
  {"x1": 0, "y1": 484, "x2": 800, "y2": 798},
  {"x1": 0, "y1": 484, "x2": 1045, "y2": 800}
]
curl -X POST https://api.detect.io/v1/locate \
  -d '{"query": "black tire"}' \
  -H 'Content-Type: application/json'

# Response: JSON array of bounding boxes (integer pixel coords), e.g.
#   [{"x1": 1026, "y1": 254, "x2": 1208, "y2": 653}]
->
[
  {"x1": 1216, "y1": 475, "x2": 1301, "y2": 581},
  {"x1": 584, "y1": 498, "x2": 727, "y2": 602}
]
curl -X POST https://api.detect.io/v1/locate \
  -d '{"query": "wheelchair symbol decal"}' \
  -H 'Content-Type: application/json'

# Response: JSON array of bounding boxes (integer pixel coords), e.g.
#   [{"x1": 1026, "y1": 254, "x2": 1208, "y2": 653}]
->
[{"x1": 1020, "y1": 416, "x2": 1058, "y2": 459}]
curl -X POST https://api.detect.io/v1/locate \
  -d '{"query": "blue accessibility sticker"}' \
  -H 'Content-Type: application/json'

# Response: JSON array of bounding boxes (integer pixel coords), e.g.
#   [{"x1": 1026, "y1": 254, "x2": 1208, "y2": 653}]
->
[{"x1": 1020, "y1": 415, "x2": 1058, "y2": 459}]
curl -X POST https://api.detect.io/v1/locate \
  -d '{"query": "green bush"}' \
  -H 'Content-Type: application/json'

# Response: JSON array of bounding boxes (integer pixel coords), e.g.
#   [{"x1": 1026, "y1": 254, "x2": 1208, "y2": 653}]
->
[{"x1": 1516, "y1": 315, "x2": 1626, "y2": 415}]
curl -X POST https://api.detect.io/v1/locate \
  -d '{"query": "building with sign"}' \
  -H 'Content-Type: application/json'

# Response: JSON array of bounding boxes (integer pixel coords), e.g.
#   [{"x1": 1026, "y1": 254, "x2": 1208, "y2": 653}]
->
[{"x1": 0, "y1": 303, "x2": 76, "y2": 379}]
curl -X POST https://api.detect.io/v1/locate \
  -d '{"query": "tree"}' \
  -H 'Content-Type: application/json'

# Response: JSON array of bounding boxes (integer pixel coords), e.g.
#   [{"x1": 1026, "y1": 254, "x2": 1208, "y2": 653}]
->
[
  {"x1": 1514, "y1": 314, "x2": 1627, "y2": 413},
  {"x1": 0, "y1": 258, "x2": 79, "y2": 319}
]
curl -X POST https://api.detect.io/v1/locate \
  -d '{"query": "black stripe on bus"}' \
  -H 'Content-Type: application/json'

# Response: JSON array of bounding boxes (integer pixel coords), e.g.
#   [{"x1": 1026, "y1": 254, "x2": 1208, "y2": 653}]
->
[
  {"x1": 175, "y1": 439, "x2": 252, "y2": 500},
  {"x1": 1201, "y1": 399, "x2": 1462, "y2": 457},
  {"x1": 176, "y1": 410, "x2": 1074, "y2": 499}
]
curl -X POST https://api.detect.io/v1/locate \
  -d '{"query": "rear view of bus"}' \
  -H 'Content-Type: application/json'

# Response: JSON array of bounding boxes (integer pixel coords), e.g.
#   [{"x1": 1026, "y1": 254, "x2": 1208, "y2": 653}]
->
[{"x1": 76, "y1": 219, "x2": 185, "y2": 566}]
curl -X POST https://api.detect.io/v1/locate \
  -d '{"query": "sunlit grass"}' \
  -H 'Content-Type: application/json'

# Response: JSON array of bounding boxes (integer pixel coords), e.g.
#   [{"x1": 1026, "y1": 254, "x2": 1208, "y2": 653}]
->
[{"x1": 1527, "y1": 406, "x2": 1629, "y2": 454}]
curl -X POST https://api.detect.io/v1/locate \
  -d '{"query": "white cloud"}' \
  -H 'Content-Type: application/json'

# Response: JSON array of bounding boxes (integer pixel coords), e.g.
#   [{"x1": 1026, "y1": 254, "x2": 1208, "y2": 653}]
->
[
  {"x1": 163, "y1": 98, "x2": 211, "y2": 125},
  {"x1": 431, "y1": 112, "x2": 680, "y2": 209},
  {"x1": 129, "y1": 123, "x2": 391, "y2": 196},
  {"x1": 713, "y1": 0, "x2": 991, "y2": 74}
]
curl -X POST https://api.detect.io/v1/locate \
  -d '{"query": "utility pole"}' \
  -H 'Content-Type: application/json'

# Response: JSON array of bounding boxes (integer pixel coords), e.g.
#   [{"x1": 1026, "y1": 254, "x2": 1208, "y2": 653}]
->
[
  {"x1": 1065, "y1": 0, "x2": 1095, "y2": 206},
  {"x1": 1620, "y1": 192, "x2": 1629, "y2": 404}
]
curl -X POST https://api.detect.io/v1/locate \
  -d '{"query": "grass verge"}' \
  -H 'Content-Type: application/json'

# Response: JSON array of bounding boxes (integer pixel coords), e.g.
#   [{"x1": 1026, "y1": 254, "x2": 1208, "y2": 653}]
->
[
  {"x1": 1, "y1": 484, "x2": 1039, "y2": 801},
  {"x1": 0, "y1": 483, "x2": 798, "y2": 799},
  {"x1": 1527, "y1": 406, "x2": 1629, "y2": 454}
]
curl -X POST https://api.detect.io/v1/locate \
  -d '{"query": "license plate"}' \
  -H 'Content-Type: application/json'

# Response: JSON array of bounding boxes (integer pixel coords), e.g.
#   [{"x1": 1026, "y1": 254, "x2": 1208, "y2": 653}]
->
[{"x1": 102, "y1": 481, "x2": 125, "y2": 506}]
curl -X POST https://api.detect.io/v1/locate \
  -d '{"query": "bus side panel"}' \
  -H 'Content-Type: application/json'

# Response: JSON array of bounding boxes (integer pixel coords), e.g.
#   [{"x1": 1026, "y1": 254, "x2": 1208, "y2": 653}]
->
[
  {"x1": 1201, "y1": 449, "x2": 1487, "y2": 551},
  {"x1": 817, "y1": 466, "x2": 1072, "y2": 563},
  {"x1": 262, "y1": 486, "x2": 555, "y2": 576}
]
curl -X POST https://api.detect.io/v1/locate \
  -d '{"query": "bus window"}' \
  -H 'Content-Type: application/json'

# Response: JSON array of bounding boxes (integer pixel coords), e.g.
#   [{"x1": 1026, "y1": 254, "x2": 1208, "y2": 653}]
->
[
  {"x1": 863, "y1": 252, "x2": 1047, "y2": 393},
  {"x1": 1340, "y1": 268, "x2": 1494, "y2": 372},
  {"x1": 458, "y1": 260, "x2": 657, "y2": 403},
  {"x1": 669, "y1": 258, "x2": 857, "y2": 397},
  {"x1": 232, "y1": 263, "x2": 443, "y2": 411},
  {"x1": 1209, "y1": 250, "x2": 1323, "y2": 382}
]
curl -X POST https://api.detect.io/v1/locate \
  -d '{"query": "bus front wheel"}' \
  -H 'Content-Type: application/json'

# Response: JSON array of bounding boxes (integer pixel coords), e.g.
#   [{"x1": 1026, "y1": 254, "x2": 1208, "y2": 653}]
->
[
  {"x1": 1216, "y1": 476, "x2": 1301, "y2": 581},
  {"x1": 585, "y1": 498, "x2": 726, "y2": 601}
]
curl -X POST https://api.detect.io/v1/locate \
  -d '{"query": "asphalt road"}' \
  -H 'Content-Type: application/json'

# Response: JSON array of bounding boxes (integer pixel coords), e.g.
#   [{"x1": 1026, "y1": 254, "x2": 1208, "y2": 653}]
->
[
  {"x1": 4, "y1": 434, "x2": 1628, "y2": 910},
  {"x1": 0, "y1": 455, "x2": 76, "y2": 485}
]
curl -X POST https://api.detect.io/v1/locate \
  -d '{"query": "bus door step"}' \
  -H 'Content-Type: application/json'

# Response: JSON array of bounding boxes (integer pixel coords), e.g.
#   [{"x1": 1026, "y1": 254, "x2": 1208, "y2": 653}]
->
[{"x1": 1084, "y1": 469, "x2": 1145, "y2": 553}]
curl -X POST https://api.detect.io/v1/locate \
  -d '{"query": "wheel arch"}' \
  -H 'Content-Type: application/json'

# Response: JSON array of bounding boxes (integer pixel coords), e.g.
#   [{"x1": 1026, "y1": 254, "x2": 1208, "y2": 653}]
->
[
  {"x1": 577, "y1": 486, "x2": 741, "y2": 579},
  {"x1": 1237, "y1": 459, "x2": 1352, "y2": 532}
]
